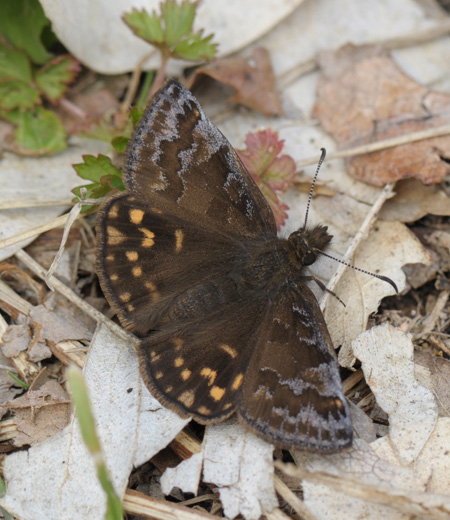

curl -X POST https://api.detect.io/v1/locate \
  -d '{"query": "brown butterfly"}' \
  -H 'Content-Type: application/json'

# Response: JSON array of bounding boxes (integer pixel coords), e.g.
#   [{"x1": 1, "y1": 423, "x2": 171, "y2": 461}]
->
[{"x1": 96, "y1": 80, "x2": 353, "y2": 452}]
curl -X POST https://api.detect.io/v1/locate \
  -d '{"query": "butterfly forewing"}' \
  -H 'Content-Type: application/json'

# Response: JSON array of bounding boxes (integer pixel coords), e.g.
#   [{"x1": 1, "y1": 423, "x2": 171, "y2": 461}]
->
[
  {"x1": 96, "y1": 80, "x2": 353, "y2": 453},
  {"x1": 97, "y1": 192, "x2": 244, "y2": 335},
  {"x1": 124, "y1": 80, "x2": 276, "y2": 237},
  {"x1": 239, "y1": 284, "x2": 352, "y2": 451}
]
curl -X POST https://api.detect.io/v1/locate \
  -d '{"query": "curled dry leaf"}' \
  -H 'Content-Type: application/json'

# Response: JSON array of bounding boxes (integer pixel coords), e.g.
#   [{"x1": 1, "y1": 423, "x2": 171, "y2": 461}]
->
[
  {"x1": 379, "y1": 179, "x2": 450, "y2": 222},
  {"x1": 313, "y1": 44, "x2": 450, "y2": 185},
  {"x1": 186, "y1": 47, "x2": 284, "y2": 116}
]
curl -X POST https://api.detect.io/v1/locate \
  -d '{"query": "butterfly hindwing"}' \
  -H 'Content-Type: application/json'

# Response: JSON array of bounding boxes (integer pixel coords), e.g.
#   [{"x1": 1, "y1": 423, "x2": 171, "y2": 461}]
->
[
  {"x1": 137, "y1": 296, "x2": 267, "y2": 423},
  {"x1": 239, "y1": 284, "x2": 353, "y2": 452},
  {"x1": 124, "y1": 80, "x2": 276, "y2": 237}
]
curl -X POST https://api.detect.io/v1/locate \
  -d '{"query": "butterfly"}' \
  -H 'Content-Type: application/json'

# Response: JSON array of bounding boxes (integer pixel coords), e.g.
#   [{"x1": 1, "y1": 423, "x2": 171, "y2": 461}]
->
[{"x1": 96, "y1": 80, "x2": 353, "y2": 452}]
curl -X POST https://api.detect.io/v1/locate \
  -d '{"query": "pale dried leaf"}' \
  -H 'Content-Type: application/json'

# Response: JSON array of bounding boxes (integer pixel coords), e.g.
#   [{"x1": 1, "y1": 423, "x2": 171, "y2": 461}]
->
[
  {"x1": 202, "y1": 417, "x2": 277, "y2": 520},
  {"x1": 352, "y1": 324, "x2": 438, "y2": 464},
  {"x1": 380, "y1": 179, "x2": 450, "y2": 222},
  {"x1": 160, "y1": 452, "x2": 203, "y2": 496},
  {"x1": 328, "y1": 220, "x2": 431, "y2": 367}
]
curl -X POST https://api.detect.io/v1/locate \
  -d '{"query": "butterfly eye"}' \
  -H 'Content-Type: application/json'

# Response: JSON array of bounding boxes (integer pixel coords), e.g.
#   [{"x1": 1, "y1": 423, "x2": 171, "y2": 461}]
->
[{"x1": 302, "y1": 250, "x2": 317, "y2": 266}]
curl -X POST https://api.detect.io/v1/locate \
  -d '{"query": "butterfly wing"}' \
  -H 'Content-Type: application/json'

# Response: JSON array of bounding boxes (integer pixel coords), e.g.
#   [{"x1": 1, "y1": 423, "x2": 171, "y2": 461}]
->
[
  {"x1": 123, "y1": 80, "x2": 276, "y2": 237},
  {"x1": 97, "y1": 193, "x2": 245, "y2": 335},
  {"x1": 136, "y1": 293, "x2": 269, "y2": 423},
  {"x1": 238, "y1": 283, "x2": 353, "y2": 452}
]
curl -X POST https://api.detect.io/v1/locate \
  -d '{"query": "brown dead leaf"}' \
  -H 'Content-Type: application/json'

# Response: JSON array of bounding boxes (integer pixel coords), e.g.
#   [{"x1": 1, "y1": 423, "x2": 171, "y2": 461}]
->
[
  {"x1": 186, "y1": 47, "x2": 283, "y2": 116},
  {"x1": 29, "y1": 292, "x2": 95, "y2": 350},
  {"x1": 415, "y1": 351, "x2": 450, "y2": 418},
  {"x1": 2, "y1": 292, "x2": 96, "y2": 364},
  {"x1": 313, "y1": 44, "x2": 450, "y2": 186},
  {"x1": 1, "y1": 324, "x2": 31, "y2": 358},
  {"x1": 380, "y1": 179, "x2": 450, "y2": 222},
  {"x1": 5, "y1": 380, "x2": 71, "y2": 447}
]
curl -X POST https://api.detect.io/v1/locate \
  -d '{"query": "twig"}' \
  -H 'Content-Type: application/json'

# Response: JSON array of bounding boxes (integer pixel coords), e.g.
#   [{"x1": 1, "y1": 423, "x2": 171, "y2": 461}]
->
[
  {"x1": 319, "y1": 182, "x2": 396, "y2": 310},
  {"x1": 274, "y1": 475, "x2": 318, "y2": 520},
  {"x1": 296, "y1": 123, "x2": 450, "y2": 169}
]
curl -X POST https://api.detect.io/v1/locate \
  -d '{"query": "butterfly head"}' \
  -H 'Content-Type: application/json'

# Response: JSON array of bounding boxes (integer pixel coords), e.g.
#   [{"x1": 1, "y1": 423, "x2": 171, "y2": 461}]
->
[{"x1": 288, "y1": 225, "x2": 333, "y2": 267}]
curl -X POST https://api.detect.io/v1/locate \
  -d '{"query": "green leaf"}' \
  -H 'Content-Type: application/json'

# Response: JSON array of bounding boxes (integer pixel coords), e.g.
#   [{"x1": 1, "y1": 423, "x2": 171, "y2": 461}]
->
[
  {"x1": 15, "y1": 106, "x2": 67, "y2": 153},
  {"x1": 111, "y1": 136, "x2": 129, "y2": 153},
  {"x1": 171, "y1": 31, "x2": 216, "y2": 61},
  {"x1": 161, "y1": 0, "x2": 196, "y2": 46},
  {"x1": 0, "y1": 0, "x2": 53, "y2": 64},
  {"x1": 0, "y1": 476, "x2": 13, "y2": 520},
  {"x1": 123, "y1": 8, "x2": 164, "y2": 45},
  {"x1": 72, "y1": 155, "x2": 124, "y2": 212},
  {"x1": 136, "y1": 71, "x2": 155, "y2": 110},
  {"x1": 0, "y1": 80, "x2": 40, "y2": 110},
  {"x1": 0, "y1": 44, "x2": 32, "y2": 82},
  {"x1": 123, "y1": 1, "x2": 217, "y2": 62},
  {"x1": 36, "y1": 55, "x2": 81, "y2": 102},
  {"x1": 73, "y1": 154, "x2": 123, "y2": 183},
  {"x1": 129, "y1": 107, "x2": 143, "y2": 126}
]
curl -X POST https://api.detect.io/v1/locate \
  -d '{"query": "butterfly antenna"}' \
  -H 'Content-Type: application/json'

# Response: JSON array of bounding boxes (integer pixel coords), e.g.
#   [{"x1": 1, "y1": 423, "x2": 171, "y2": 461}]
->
[
  {"x1": 303, "y1": 148, "x2": 327, "y2": 230},
  {"x1": 319, "y1": 250, "x2": 399, "y2": 293}
]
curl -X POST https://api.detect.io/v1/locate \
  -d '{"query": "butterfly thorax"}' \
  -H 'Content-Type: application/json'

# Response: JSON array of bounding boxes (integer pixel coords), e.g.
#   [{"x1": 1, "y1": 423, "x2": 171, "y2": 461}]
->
[{"x1": 287, "y1": 224, "x2": 333, "y2": 267}]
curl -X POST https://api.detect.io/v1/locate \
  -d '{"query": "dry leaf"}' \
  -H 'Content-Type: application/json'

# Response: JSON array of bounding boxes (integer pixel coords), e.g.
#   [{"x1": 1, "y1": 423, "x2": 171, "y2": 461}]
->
[
  {"x1": 380, "y1": 179, "x2": 450, "y2": 222},
  {"x1": 202, "y1": 417, "x2": 277, "y2": 520},
  {"x1": 352, "y1": 324, "x2": 438, "y2": 465},
  {"x1": 30, "y1": 293, "x2": 95, "y2": 348},
  {"x1": 160, "y1": 452, "x2": 203, "y2": 496},
  {"x1": 1, "y1": 324, "x2": 31, "y2": 358},
  {"x1": 187, "y1": 48, "x2": 283, "y2": 115},
  {"x1": 313, "y1": 44, "x2": 450, "y2": 185},
  {"x1": 9, "y1": 380, "x2": 71, "y2": 448}
]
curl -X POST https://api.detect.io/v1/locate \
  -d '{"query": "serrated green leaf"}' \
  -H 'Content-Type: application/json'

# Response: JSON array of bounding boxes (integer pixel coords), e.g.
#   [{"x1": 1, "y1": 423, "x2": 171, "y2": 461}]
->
[
  {"x1": 161, "y1": 0, "x2": 196, "y2": 46},
  {"x1": 73, "y1": 154, "x2": 122, "y2": 183},
  {"x1": 0, "y1": 0, "x2": 52, "y2": 64},
  {"x1": 36, "y1": 55, "x2": 80, "y2": 101},
  {"x1": 123, "y1": 8, "x2": 164, "y2": 44},
  {"x1": 0, "y1": 44, "x2": 32, "y2": 82},
  {"x1": 123, "y1": 1, "x2": 217, "y2": 62},
  {"x1": 0, "y1": 80, "x2": 40, "y2": 110},
  {"x1": 15, "y1": 106, "x2": 66, "y2": 153},
  {"x1": 111, "y1": 136, "x2": 129, "y2": 153},
  {"x1": 172, "y1": 31, "x2": 216, "y2": 61}
]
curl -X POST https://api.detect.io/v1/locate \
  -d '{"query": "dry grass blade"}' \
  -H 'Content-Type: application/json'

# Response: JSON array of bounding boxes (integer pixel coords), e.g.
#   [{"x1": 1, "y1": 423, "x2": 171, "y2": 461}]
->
[{"x1": 123, "y1": 489, "x2": 218, "y2": 520}]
